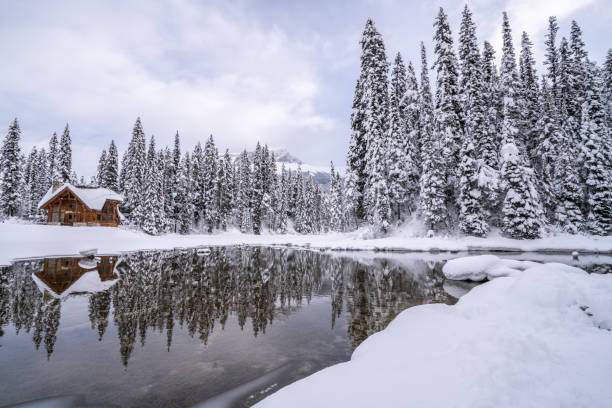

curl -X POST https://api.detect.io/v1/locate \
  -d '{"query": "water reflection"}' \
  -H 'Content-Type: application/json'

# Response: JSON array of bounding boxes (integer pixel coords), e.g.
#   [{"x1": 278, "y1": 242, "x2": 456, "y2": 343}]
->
[{"x1": 1, "y1": 248, "x2": 456, "y2": 364}]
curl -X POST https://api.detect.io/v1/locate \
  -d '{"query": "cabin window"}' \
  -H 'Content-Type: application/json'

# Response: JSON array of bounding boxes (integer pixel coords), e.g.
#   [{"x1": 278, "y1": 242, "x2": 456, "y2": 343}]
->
[
  {"x1": 102, "y1": 215, "x2": 106, "y2": 220},
  {"x1": 71, "y1": 203, "x2": 76, "y2": 210},
  {"x1": 68, "y1": 214, "x2": 73, "y2": 220},
  {"x1": 97, "y1": 214, "x2": 101, "y2": 220}
]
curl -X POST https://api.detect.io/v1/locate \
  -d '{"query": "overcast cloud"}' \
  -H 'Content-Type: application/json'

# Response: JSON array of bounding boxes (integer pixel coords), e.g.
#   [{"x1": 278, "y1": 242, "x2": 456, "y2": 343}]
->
[{"x1": 0, "y1": 0, "x2": 609, "y2": 177}]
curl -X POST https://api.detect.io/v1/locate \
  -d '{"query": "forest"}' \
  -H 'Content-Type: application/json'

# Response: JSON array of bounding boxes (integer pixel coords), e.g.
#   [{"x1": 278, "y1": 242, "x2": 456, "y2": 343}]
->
[{"x1": 0, "y1": 6, "x2": 610, "y2": 238}]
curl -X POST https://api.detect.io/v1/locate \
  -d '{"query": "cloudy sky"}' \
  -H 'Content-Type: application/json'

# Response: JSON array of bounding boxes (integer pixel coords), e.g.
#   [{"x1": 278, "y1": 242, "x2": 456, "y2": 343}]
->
[{"x1": 0, "y1": 0, "x2": 609, "y2": 177}]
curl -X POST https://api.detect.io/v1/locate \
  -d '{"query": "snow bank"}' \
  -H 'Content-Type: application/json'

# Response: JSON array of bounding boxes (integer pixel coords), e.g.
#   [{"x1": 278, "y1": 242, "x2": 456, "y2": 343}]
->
[
  {"x1": 1, "y1": 221, "x2": 611, "y2": 266},
  {"x1": 442, "y1": 254, "x2": 587, "y2": 281},
  {"x1": 256, "y1": 263, "x2": 612, "y2": 408}
]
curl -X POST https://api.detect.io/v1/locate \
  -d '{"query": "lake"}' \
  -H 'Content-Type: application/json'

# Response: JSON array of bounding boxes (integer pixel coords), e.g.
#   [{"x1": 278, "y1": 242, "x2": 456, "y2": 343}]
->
[{"x1": 0, "y1": 247, "x2": 610, "y2": 407}]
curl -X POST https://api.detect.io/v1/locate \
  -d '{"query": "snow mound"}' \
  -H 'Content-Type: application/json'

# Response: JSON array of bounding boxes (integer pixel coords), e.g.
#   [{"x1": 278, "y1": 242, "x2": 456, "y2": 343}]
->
[
  {"x1": 440, "y1": 254, "x2": 581, "y2": 281},
  {"x1": 256, "y1": 263, "x2": 612, "y2": 408}
]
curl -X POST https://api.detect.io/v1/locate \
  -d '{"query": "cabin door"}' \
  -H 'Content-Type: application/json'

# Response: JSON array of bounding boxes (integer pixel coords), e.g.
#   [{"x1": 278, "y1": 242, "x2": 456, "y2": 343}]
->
[{"x1": 64, "y1": 211, "x2": 73, "y2": 225}]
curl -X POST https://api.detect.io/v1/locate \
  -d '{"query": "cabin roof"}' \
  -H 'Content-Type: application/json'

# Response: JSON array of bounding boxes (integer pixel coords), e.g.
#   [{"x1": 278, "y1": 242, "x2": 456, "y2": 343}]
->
[{"x1": 38, "y1": 183, "x2": 123, "y2": 211}]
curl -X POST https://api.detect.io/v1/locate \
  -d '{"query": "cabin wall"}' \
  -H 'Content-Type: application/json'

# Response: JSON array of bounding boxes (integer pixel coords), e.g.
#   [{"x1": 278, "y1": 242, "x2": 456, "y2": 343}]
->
[{"x1": 42, "y1": 189, "x2": 120, "y2": 227}]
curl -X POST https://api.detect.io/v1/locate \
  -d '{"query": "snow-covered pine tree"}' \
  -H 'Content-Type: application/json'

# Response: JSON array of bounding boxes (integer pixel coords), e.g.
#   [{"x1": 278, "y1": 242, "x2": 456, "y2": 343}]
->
[
  {"x1": 251, "y1": 142, "x2": 266, "y2": 234},
  {"x1": 216, "y1": 149, "x2": 233, "y2": 231},
  {"x1": 97, "y1": 149, "x2": 107, "y2": 187},
  {"x1": 387, "y1": 52, "x2": 411, "y2": 221},
  {"x1": 293, "y1": 166, "x2": 306, "y2": 233},
  {"x1": 604, "y1": 49, "x2": 612, "y2": 128},
  {"x1": 481, "y1": 41, "x2": 502, "y2": 168},
  {"x1": 22, "y1": 147, "x2": 36, "y2": 217},
  {"x1": 47, "y1": 132, "x2": 59, "y2": 183},
  {"x1": 236, "y1": 150, "x2": 252, "y2": 231},
  {"x1": 568, "y1": 20, "x2": 588, "y2": 139},
  {"x1": 328, "y1": 162, "x2": 345, "y2": 232},
  {"x1": 203, "y1": 135, "x2": 219, "y2": 233},
  {"x1": 141, "y1": 149, "x2": 166, "y2": 235},
  {"x1": 432, "y1": 7, "x2": 463, "y2": 205},
  {"x1": 458, "y1": 134, "x2": 488, "y2": 236},
  {"x1": 302, "y1": 174, "x2": 316, "y2": 234},
  {"x1": 177, "y1": 152, "x2": 194, "y2": 234},
  {"x1": 419, "y1": 43, "x2": 447, "y2": 232},
  {"x1": 458, "y1": 5, "x2": 487, "y2": 163},
  {"x1": 122, "y1": 118, "x2": 147, "y2": 219},
  {"x1": 553, "y1": 135, "x2": 584, "y2": 234},
  {"x1": 500, "y1": 143, "x2": 543, "y2": 239},
  {"x1": 544, "y1": 16, "x2": 560, "y2": 103},
  {"x1": 405, "y1": 61, "x2": 421, "y2": 204},
  {"x1": 518, "y1": 31, "x2": 540, "y2": 164},
  {"x1": 499, "y1": 12, "x2": 543, "y2": 239},
  {"x1": 170, "y1": 132, "x2": 181, "y2": 225},
  {"x1": 58, "y1": 124, "x2": 72, "y2": 182},
  {"x1": 535, "y1": 78, "x2": 565, "y2": 219},
  {"x1": 105, "y1": 140, "x2": 119, "y2": 191},
  {"x1": 275, "y1": 164, "x2": 288, "y2": 233},
  {"x1": 191, "y1": 142, "x2": 204, "y2": 227},
  {"x1": 0, "y1": 119, "x2": 22, "y2": 217},
  {"x1": 580, "y1": 62, "x2": 612, "y2": 234},
  {"x1": 32, "y1": 148, "x2": 48, "y2": 218},
  {"x1": 345, "y1": 18, "x2": 389, "y2": 226}
]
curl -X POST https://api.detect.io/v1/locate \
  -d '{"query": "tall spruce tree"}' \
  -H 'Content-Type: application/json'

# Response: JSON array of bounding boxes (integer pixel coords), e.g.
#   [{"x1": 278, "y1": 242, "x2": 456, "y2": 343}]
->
[
  {"x1": 544, "y1": 16, "x2": 560, "y2": 102},
  {"x1": 0, "y1": 119, "x2": 22, "y2": 217},
  {"x1": 48, "y1": 132, "x2": 59, "y2": 183},
  {"x1": 458, "y1": 134, "x2": 488, "y2": 236},
  {"x1": 580, "y1": 62, "x2": 612, "y2": 234},
  {"x1": 58, "y1": 124, "x2": 72, "y2": 182},
  {"x1": 345, "y1": 18, "x2": 389, "y2": 225},
  {"x1": 405, "y1": 61, "x2": 422, "y2": 203},
  {"x1": 418, "y1": 43, "x2": 447, "y2": 231},
  {"x1": 432, "y1": 7, "x2": 463, "y2": 205},
  {"x1": 123, "y1": 118, "x2": 146, "y2": 219},
  {"x1": 387, "y1": 52, "x2": 411, "y2": 221},
  {"x1": 481, "y1": 41, "x2": 502, "y2": 168},
  {"x1": 202, "y1": 135, "x2": 218, "y2": 233},
  {"x1": 105, "y1": 140, "x2": 119, "y2": 191},
  {"x1": 97, "y1": 149, "x2": 107, "y2": 186},
  {"x1": 518, "y1": 31, "x2": 540, "y2": 164},
  {"x1": 499, "y1": 12, "x2": 543, "y2": 238}
]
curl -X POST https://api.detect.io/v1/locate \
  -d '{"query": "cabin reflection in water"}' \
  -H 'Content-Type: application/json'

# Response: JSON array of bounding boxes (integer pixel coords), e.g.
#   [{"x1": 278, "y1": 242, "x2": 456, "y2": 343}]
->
[{"x1": 34, "y1": 256, "x2": 119, "y2": 297}]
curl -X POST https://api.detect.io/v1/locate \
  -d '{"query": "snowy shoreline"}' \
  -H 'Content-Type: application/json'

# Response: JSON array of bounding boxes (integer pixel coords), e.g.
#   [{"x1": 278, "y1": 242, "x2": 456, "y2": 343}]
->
[
  {"x1": 255, "y1": 260, "x2": 612, "y2": 408},
  {"x1": 1, "y1": 221, "x2": 611, "y2": 265}
]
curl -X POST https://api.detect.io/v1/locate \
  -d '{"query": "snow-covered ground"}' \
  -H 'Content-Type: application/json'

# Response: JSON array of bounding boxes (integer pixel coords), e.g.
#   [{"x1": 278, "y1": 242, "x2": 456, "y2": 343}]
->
[
  {"x1": 1, "y1": 221, "x2": 611, "y2": 265},
  {"x1": 255, "y1": 260, "x2": 612, "y2": 408}
]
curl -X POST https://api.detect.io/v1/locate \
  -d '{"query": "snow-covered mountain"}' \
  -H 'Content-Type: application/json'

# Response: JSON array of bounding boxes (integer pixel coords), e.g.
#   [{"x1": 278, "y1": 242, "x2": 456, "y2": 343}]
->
[{"x1": 230, "y1": 147, "x2": 343, "y2": 185}]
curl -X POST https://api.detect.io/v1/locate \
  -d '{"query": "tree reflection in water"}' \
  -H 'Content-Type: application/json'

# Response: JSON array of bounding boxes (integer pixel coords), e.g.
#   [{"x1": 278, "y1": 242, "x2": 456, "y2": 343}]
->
[{"x1": 1, "y1": 248, "x2": 484, "y2": 364}]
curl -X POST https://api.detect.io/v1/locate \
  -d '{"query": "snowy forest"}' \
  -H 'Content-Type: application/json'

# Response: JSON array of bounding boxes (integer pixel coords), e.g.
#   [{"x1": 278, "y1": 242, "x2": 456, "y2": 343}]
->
[{"x1": 1, "y1": 6, "x2": 611, "y2": 238}]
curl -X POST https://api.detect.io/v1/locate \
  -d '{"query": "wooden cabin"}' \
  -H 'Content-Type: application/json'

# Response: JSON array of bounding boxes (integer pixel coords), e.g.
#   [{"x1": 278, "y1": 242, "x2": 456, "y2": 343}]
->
[{"x1": 38, "y1": 182, "x2": 123, "y2": 226}]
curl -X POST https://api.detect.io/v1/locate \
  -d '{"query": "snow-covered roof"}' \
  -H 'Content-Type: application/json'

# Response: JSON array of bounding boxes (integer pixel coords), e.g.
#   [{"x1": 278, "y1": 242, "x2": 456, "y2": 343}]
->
[{"x1": 38, "y1": 183, "x2": 123, "y2": 211}]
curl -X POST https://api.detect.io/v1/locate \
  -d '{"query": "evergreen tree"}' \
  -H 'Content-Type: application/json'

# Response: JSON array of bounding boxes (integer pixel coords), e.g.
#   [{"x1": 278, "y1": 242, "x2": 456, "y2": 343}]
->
[
  {"x1": 405, "y1": 61, "x2": 421, "y2": 202},
  {"x1": 97, "y1": 149, "x2": 107, "y2": 187},
  {"x1": 203, "y1": 135, "x2": 218, "y2": 233},
  {"x1": 141, "y1": 149, "x2": 166, "y2": 235},
  {"x1": 219, "y1": 150, "x2": 234, "y2": 231},
  {"x1": 47, "y1": 132, "x2": 59, "y2": 183},
  {"x1": 328, "y1": 162, "x2": 345, "y2": 231},
  {"x1": 251, "y1": 142, "x2": 266, "y2": 234},
  {"x1": 191, "y1": 142, "x2": 204, "y2": 227},
  {"x1": 458, "y1": 134, "x2": 488, "y2": 236},
  {"x1": 0, "y1": 119, "x2": 22, "y2": 217},
  {"x1": 500, "y1": 143, "x2": 543, "y2": 238},
  {"x1": 236, "y1": 150, "x2": 251, "y2": 231},
  {"x1": 105, "y1": 140, "x2": 119, "y2": 191},
  {"x1": 518, "y1": 31, "x2": 540, "y2": 163},
  {"x1": 58, "y1": 124, "x2": 72, "y2": 182},
  {"x1": 553, "y1": 137, "x2": 584, "y2": 233},
  {"x1": 387, "y1": 52, "x2": 411, "y2": 220},
  {"x1": 544, "y1": 16, "x2": 560, "y2": 102},
  {"x1": 580, "y1": 63, "x2": 612, "y2": 234},
  {"x1": 345, "y1": 18, "x2": 389, "y2": 225},
  {"x1": 277, "y1": 164, "x2": 289, "y2": 233},
  {"x1": 122, "y1": 118, "x2": 146, "y2": 220},
  {"x1": 604, "y1": 49, "x2": 612, "y2": 128},
  {"x1": 177, "y1": 153, "x2": 194, "y2": 234},
  {"x1": 458, "y1": 5, "x2": 487, "y2": 165},
  {"x1": 432, "y1": 7, "x2": 463, "y2": 201},
  {"x1": 418, "y1": 43, "x2": 447, "y2": 231},
  {"x1": 481, "y1": 41, "x2": 502, "y2": 168}
]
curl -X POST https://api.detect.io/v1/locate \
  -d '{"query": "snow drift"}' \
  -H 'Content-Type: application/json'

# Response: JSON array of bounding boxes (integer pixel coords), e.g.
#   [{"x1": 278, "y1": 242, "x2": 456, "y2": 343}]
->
[{"x1": 256, "y1": 261, "x2": 612, "y2": 408}]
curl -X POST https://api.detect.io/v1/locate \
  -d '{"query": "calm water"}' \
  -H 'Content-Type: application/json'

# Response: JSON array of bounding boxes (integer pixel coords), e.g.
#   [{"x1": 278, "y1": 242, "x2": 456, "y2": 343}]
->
[{"x1": 0, "y1": 247, "x2": 610, "y2": 407}]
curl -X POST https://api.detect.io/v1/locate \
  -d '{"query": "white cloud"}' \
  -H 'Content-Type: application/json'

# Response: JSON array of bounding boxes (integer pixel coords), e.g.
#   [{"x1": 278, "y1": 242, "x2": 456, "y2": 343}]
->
[{"x1": 0, "y1": 0, "x2": 338, "y2": 177}]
